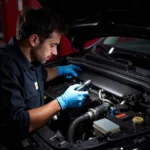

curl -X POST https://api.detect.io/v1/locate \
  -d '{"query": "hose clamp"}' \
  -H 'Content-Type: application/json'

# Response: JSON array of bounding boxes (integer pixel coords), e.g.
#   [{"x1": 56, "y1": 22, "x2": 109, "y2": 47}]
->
[{"x1": 88, "y1": 108, "x2": 97, "y2": 120}]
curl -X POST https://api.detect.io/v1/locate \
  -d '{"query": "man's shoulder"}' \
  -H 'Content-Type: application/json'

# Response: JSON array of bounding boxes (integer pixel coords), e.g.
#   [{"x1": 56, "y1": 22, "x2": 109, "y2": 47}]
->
[
  {"x1": 0, "y1": 42, "x2": 13, "y2": 56},
  {"x1": 0, "y1": 44, "x2": 14, "y2": 63},
  {"x1": 0, "y1": 45, "x2": 21, "y2": 74},
  {"x1": 0, "y1": 42, "x2": 10, "y2": 50}
]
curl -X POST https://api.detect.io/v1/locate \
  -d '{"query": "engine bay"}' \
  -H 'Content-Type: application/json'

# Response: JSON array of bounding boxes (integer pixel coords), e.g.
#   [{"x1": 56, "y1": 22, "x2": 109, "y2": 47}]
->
[
  {"x1": 18, "y1": 39, "x2": 150, "y2": 149},
  {"x1": 33, "y1": 64, "x2": 150, "y2": 150}
]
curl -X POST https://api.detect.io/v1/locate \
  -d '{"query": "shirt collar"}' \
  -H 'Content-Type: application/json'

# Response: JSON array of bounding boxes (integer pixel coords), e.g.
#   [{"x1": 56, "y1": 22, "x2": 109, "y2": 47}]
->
[{"x1": 8, "y1": 37, "x2": 34, "y2": 70}]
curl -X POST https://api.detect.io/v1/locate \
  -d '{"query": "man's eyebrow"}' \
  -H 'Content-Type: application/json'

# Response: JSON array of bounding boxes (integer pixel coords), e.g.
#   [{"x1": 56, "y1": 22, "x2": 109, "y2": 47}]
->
[{"x1": 51, "y1": 43, "x2": 59, "y2": 46}]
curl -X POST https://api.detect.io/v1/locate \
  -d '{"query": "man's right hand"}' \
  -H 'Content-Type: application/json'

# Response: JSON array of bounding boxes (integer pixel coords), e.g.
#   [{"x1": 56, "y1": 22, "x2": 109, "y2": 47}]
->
[{"x1": 56, "y1": 84, "x2": 89, "y2": 110}]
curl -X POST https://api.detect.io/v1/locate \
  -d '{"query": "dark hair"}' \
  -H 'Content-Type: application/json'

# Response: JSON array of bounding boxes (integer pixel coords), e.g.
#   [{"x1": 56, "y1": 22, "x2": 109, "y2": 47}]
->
[{"x1": 16, "y1": 7, "x2": 67, "y2": 41}]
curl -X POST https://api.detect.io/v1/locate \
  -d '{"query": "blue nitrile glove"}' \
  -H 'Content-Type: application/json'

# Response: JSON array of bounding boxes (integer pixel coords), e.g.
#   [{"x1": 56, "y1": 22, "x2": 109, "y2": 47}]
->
[
  {"x1": 56, "y1": 84, "x2": 89, "y2": 110},
  {"x1": 58, "y1": 64, "x2": 81, "y2": 78}
]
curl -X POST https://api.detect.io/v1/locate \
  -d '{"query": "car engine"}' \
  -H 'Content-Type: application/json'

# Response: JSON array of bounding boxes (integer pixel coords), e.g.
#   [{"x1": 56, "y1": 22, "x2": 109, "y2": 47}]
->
[
  {"x1": 36, "y1": 55, "x2": 150, "y2": 149},
  {"x1": 21, "y1": 47, "x2": 150, "y2": 150}
]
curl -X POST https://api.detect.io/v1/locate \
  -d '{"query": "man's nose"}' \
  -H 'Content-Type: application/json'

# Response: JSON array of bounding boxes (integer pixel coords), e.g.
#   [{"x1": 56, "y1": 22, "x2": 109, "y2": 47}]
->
[{"x1": 52, "y1": 47, "x2": 57, "y2": 55}]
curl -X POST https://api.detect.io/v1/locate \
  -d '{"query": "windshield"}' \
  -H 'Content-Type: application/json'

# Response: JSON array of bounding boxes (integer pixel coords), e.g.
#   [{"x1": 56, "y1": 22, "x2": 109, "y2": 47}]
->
[{"x1": 102, "y1": 36, "x2": 150, "y2": 54}]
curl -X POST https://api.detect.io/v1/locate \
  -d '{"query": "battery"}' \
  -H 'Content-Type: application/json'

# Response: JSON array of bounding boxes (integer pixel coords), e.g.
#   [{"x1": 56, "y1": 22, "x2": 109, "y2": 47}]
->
[{"x1": 93, "y1": 118, "x2": 120, "y2": 136}]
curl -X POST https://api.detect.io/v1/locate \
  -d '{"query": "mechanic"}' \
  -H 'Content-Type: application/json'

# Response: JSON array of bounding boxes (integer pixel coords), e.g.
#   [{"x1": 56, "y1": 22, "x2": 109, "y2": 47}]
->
[{"x1": 0, "y1": 7, "x2": 88, "y2": 148}]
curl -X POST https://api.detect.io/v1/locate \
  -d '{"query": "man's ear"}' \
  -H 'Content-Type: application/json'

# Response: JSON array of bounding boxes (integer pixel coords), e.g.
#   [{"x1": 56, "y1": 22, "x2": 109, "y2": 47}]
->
[{"x1": 29, "y1": 34, "x2": 39, "y2": 47}]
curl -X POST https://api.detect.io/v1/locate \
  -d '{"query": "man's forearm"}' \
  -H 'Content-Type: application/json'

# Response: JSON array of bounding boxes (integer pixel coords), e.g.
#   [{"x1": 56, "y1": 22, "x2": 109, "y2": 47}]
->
[
  {"x1": 45, "y1": 67, "x2": 58, "y2": 82},
  {"x1": 28, "y1": 100, "x2": 61, "y2": 133}
]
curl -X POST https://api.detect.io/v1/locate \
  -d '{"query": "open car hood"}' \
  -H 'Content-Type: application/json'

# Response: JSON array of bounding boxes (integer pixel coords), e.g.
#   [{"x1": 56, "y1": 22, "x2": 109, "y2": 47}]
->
[
  {"x1": 37, "y1": 0, "x2": 150, "y2": 48},
  {"x1": 37, "y1": 0, "x2": 150, "y2": 26}
]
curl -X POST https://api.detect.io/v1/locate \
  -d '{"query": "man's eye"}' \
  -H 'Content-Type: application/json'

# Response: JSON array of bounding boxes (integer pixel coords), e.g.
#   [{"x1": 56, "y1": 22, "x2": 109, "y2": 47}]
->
[{"x1": 50, "y1": 45, "x2": 55, "y2": 48}]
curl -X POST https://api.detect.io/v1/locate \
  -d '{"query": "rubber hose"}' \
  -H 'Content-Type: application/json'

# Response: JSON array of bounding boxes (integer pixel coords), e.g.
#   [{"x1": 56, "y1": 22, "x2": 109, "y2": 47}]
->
[{"x1": 67, "y1": 113, "x2": 90, "y2": 143}]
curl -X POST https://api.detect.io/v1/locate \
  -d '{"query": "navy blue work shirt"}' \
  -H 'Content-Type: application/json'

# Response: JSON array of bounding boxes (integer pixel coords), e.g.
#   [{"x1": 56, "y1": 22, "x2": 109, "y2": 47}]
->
[{"x1": 0, "y1": 37, "x2": 48, "y2": 142}]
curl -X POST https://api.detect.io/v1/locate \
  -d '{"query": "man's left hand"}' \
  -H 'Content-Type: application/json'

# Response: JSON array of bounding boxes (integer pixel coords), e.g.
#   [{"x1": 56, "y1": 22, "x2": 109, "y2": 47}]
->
[{"x1": 58, "y1": 64, "x2": 81, "y2": 78}]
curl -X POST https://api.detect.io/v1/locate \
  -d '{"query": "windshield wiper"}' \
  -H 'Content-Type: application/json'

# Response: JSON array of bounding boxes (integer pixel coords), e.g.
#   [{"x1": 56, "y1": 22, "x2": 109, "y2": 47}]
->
[
  {"x1": 96, "y1": 45, "x2": 114, "y2": 60},
  {"x1": 95, "y1": 45, "x2": 138, "y2": 70},
  {"x1": 114, "y1": 58, "x2": 132, "y2": 65},
  {"x1": 91, "y1": 45, "x2": 135, "y2": 71},
  {"x1": 114, "y1": 58, "x2": 135, "y2": 71},
  {"x1": 110, "y1": 50, "x2": 150, "y2": 60}
]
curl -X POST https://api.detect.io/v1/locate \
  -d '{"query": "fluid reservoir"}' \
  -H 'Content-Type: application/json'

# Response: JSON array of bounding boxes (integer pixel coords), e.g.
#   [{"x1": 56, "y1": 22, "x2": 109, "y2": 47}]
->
[{"x1": 132, "y1": 116, "x2": 144, "y2": 130}]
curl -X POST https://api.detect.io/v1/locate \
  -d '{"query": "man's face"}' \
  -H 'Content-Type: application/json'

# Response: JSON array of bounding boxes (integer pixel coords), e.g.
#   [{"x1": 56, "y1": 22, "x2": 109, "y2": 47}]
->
[{"x1": 32, "y1": 31, "x2": 61, "y2": 64}]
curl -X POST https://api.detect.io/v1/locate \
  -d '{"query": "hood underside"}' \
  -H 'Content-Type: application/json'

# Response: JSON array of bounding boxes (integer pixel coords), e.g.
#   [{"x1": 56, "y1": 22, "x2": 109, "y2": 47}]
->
[
  {"x1": 38, "y1": 0, "x2": 150, "y2": 26},
  {"x1": 37, "y1": 0, "x2": 150, "y2": 43}
]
